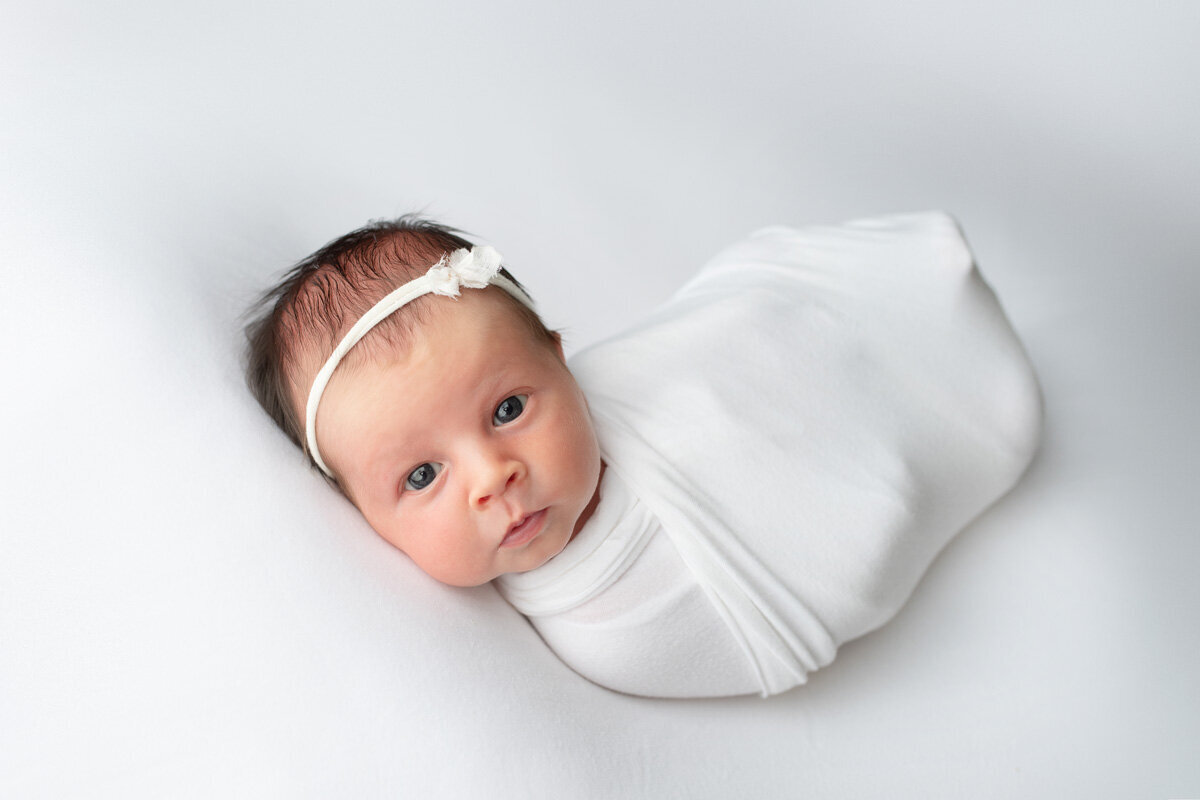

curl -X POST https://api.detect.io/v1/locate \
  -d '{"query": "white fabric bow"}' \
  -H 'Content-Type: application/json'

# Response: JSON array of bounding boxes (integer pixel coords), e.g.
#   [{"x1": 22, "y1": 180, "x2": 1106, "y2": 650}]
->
[{"x1": 427, "y1": 246, "x2": 504, "y2": 297}]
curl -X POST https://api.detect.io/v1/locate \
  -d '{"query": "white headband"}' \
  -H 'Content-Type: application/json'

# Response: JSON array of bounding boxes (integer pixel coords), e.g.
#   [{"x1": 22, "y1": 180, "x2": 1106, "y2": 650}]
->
[{"x1": 304, "y1": 245, "x2": 535, "y2": 477}]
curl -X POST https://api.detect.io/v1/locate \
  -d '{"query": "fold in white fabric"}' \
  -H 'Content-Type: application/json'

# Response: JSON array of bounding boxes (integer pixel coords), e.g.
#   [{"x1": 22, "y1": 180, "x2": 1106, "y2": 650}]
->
[{"x1": 500, "y1": 211, "x2": 1043, "y2": 698}]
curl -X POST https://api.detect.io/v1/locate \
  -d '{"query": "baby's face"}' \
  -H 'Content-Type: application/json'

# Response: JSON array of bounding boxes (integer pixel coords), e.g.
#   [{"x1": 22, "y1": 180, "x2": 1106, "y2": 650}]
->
[{"x1": 313, "y1": 290, "x2": 603, "y2": 587}]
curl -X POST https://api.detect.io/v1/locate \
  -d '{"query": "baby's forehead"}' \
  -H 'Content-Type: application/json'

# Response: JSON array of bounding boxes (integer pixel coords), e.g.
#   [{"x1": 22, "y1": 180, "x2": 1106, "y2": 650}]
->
[
  {"x1": 331, "y1": 299, "x2": 555, "y2": 423},
  {"x1": 388, "y1": 291, "x2": 551, "y2": 366},
  {"x1": 314, "y1": 288, "x2": 546, "y2": 389}
]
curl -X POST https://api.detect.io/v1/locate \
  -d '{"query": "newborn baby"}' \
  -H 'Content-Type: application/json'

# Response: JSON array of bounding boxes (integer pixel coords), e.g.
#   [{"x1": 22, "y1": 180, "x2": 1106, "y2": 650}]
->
[{"x1": 244, "y1": 211, "x2": 1042, "y2": 698}]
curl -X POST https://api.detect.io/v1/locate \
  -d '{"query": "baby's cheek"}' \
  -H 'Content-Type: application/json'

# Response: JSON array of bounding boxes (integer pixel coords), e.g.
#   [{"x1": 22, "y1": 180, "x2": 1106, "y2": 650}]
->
[{"x1": 565, "y1": 422, "x2": 601, "y2": 498}]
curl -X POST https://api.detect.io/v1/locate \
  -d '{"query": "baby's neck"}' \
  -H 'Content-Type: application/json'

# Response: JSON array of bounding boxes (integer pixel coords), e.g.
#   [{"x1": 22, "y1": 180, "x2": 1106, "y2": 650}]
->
[{"x1": 570, "y1": 461, "x2": 607, "y2": 542}]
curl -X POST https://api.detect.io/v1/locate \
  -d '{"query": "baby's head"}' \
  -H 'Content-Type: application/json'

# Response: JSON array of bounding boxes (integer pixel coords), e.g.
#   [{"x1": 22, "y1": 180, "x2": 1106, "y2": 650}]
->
[{"x1": 244, "y1": 216, "x2": 603, "y2": 586}]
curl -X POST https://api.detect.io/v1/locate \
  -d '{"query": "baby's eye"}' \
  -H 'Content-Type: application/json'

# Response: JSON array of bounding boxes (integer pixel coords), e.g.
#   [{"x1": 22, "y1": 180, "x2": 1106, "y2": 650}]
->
[
  {"x1": 404, "y1": 462, "x2": 443, "y2": 491},
  {"x1": 492, "y1": 394, "x2": 528, "y2": 426}
]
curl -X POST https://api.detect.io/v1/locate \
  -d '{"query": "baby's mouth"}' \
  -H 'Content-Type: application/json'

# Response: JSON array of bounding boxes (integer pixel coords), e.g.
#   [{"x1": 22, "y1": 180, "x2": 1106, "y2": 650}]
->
[{"x1": 500, "y1": 508, "x2": 547, "y2": 548}]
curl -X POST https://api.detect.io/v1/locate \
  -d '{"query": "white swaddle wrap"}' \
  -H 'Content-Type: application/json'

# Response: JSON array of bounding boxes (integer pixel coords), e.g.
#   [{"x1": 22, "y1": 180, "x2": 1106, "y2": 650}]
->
[{"x1": 498, "y1": 211, "x2": 1043, "y2": 698}]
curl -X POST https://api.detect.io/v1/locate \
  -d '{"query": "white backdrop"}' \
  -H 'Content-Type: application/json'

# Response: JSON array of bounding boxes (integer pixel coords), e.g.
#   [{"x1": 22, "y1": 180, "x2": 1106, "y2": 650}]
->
[{"x1": 2, "y1": 2, "x2": 1197, "y2": 797}]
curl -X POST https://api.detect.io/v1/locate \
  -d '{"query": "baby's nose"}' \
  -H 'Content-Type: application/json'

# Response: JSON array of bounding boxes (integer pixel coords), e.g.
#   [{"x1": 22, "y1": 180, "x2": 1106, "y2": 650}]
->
[{"x1": 470, "y1": 459, "x2": 526, "y2": 508}]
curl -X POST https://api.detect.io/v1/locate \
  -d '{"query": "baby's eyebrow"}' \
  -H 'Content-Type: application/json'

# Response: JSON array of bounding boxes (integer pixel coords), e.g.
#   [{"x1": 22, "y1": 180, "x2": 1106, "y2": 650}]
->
[
  {"x1": 363, "y1": 398, "x2": 450, "y2": 488},
  {"x1": 363, "y1": 431, "x2": 420, "y2": 490}
]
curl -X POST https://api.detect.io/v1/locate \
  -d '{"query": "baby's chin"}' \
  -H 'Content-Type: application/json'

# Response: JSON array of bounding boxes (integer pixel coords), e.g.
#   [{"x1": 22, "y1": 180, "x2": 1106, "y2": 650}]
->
[
  {"x1": 496, "y1": 523, "x2": 578, "y2": 580},
  {"x1": 513, "y1": 545, "x2": 565, "y2": 575},
  {"x1": 427, "y1": 544, "x2": 565, "y2": 587}
]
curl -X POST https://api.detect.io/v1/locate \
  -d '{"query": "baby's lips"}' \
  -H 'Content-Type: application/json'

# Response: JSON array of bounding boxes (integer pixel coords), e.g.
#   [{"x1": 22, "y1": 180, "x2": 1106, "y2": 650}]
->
[{"x1": 500, "y1": 508, "x2": 547, "y2": 548}]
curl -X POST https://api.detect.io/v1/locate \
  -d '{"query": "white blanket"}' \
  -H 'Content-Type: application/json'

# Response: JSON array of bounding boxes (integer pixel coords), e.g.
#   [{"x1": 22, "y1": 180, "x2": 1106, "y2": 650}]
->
[{"x1": 501, "y1": 211, "x2": 1043, "y2": 697}]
